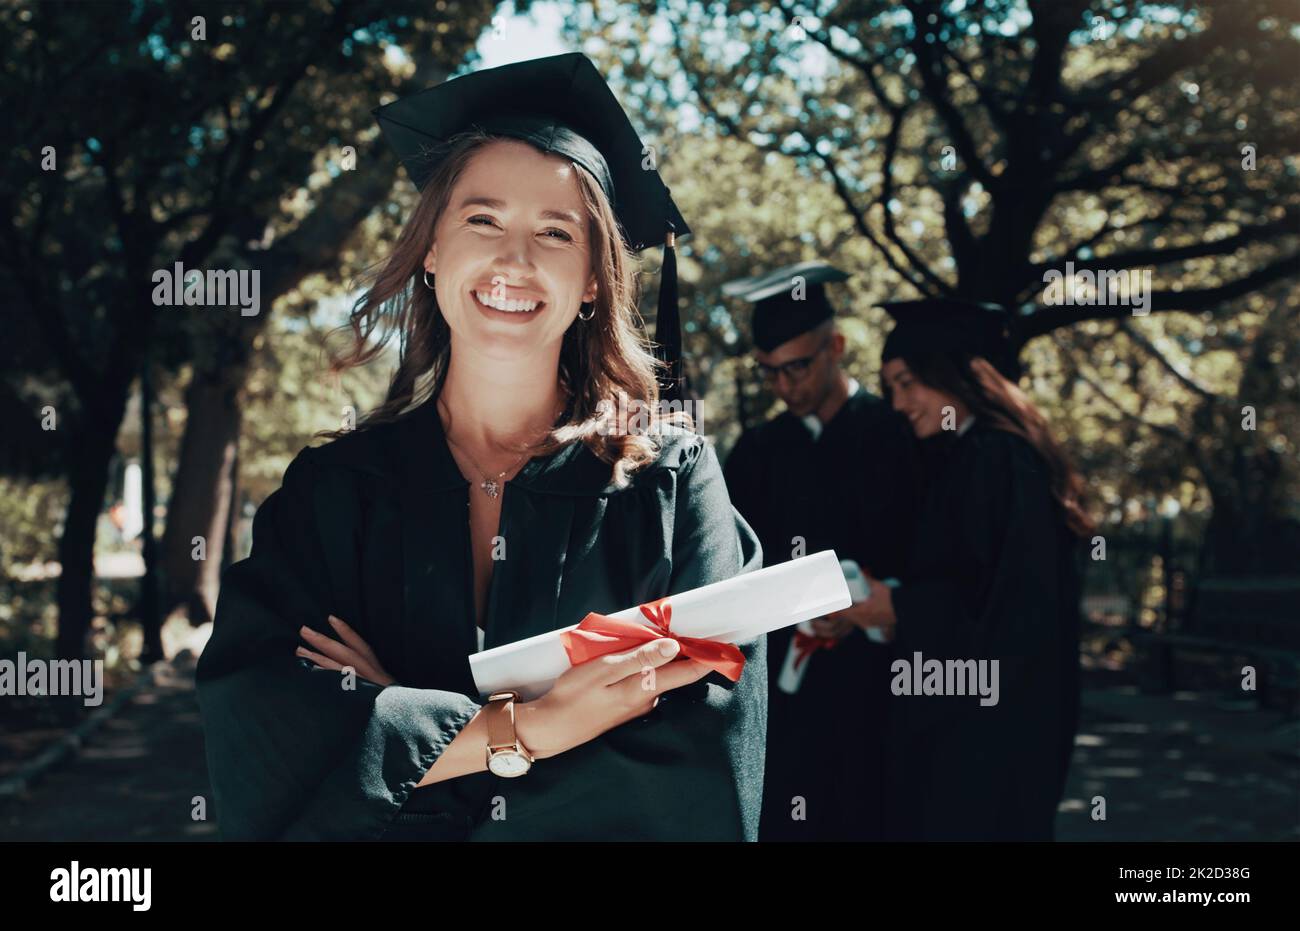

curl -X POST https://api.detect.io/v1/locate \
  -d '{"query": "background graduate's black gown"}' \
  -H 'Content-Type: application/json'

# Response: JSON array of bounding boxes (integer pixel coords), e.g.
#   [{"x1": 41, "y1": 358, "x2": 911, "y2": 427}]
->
[
  {"x1": 195, "y1": 396, "x2": 767, "y2": 841},
  {"x1": 886, "y1": 421, "x2": 1083, "y2": 841},
  {"x1": 723, "y1": 386, "x2": 917, "y2": 840}
]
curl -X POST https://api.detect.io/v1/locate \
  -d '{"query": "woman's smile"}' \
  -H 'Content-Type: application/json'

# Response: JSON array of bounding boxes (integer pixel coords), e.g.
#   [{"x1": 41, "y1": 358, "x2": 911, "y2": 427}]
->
[{"x1": 470, "y1": 287, "x2": 547, "y2": 318}]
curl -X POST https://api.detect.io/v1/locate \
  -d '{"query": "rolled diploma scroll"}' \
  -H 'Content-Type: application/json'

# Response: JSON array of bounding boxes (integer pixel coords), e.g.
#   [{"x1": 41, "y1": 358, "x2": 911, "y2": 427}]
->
[
  {"x1": 469, "y1": 549, "x2": 851, "y2": 700},
  {"x1": 776, "y1": 558, "x2": 870, "y2": 694}
]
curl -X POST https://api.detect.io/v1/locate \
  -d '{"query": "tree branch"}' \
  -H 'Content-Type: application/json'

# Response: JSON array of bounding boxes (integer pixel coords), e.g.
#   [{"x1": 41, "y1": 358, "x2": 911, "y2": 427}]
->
[
  {"x1": 777, "y1": 1, "x2": 905, "y2": 111},
  {"x1": 877, "y1": 104, "x2": 955, "y2": 294},
  {"x1": 1028, "y1": 209, "x2": 1300, "y2": 278},
  {"x1": 0, "y1": 223, "x2": 95, "y2": 399},
  {"x1": 903, "y1": 0, "x2": 997, "y2": 190},
  {"x1": 1025, "y1": 0, "x2": 1090, "y2": 106},
  {"x1": 1058, "y1": 10, "x2": 1241, "y2": 164},
  {"x1": 1055, "y1": 149, "x2": 1148, "y2": 192},
  {"x1": 189, "y1": 1, "x2": 354, "y2": 266},
  {"x1": 939, "y1": 43, "x2": 1011, "y2": 133},
  {"x1": 1074, "y1": 359, "x2": 1187, "y2": 442},
  {"x1": 1118, "y1": 320, "x2": 1221, "y2": 402},
  {"x1": 1020, "y1": 250, "x2": 1300, "y2": 337},
  {"x1": 817, "y1": 149, "x2": 931, "y2": 294},
  {"x1": 940, "y1": 175, "x2": 978, "y2": 284},
  {"x1": 669, "y1": 19, "x2": 928, "y2": 293}
]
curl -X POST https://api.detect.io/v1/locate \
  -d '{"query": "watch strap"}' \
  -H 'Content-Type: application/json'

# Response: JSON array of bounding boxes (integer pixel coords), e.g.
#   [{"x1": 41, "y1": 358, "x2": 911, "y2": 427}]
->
[{"x1": 485, "y1": 690, "x2": 520, "y2": 751}]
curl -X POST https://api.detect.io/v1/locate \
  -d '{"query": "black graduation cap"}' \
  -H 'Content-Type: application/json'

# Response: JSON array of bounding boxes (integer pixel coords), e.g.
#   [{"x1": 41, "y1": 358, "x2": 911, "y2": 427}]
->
[
  {"x1": 371, "y1": 53, "x2": 691, "y2": 402},
  {"x1": 879, "y1": 298, "x2": 1022, "y2": 381},
  {"x1": 722, "y1": 261, "x2": 849, "y2": 353}
]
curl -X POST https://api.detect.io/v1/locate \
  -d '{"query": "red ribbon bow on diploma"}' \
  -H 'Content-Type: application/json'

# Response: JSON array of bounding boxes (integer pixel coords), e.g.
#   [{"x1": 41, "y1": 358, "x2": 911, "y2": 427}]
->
[
  {"x1": 791, "y1": 629, "x2": 840, "y2": 671},
  {"x1": 559, "y1": 597, "x2": 746, "y2": 682}
]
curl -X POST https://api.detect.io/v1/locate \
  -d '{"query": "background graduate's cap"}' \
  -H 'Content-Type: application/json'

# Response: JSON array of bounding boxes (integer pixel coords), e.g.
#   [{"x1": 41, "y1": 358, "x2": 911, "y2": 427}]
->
[
  {"x1": 372, "y1": 53, "x2": 690, "y2": 401},
  {"x1": 879, "y1": 298, "x2": 1022, "y2": 381},
  {"x1": 722, "y1": 260, "x2": 849, "y2": 353}
]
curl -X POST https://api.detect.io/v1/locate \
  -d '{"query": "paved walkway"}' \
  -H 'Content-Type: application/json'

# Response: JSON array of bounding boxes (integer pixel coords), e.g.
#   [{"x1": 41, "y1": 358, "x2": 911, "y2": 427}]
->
[
  {"x1": 0, "y1": 653, "x2": 217, "y2": 842},
  {"x1": 1056, "y1": 686, "x2": 1299, "y2": 841},
  {"x1": 1, "y1": 663, "x2": 1295, "y2": 841}
]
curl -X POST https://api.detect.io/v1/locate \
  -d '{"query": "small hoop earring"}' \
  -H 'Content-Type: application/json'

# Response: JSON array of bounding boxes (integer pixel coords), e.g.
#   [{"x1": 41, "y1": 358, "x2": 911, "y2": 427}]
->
[
  {"x1": 577, "y1": 302, "x2": 595, "y2": 321},
  {"x1": 422, "y1": 270, "x2": 435, "y2": 290}
]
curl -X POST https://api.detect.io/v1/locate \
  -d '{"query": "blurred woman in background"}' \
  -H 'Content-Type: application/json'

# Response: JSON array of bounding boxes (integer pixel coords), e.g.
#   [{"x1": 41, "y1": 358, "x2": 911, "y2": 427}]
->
[{"x1": 844, "y1": 299, "x2": 1093, "y2": 841}]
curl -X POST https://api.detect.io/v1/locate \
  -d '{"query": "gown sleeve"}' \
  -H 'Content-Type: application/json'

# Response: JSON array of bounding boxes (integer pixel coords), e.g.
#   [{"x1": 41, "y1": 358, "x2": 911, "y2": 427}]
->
[
  {"x1": 662, "y1": 436, "x2": 768, "y2": 837},
  {"x1": 673, "y1": 437, "x2": 764, "y2": 593},
  {"x1": 195, "y1": 449, "x2": 483, "y2": 841}
]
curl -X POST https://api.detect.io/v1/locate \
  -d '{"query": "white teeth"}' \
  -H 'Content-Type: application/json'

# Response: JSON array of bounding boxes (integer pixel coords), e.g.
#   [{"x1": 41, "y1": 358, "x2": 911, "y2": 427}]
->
[{"x1": 475, "y1": 290, "x2": 540, "y2": 313}]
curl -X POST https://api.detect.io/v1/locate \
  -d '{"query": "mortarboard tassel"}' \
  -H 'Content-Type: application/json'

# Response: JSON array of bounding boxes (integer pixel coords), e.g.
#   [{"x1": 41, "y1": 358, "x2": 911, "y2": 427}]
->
[{"x1": 655, "y1": 221, "x2": 686, "y2": 406}]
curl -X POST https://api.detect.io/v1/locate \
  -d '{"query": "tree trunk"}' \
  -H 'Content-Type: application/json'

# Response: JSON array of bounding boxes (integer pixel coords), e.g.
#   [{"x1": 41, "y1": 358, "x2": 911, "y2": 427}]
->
[
  {"x1": 138, "y1": 360, "x2": 164, "y2": 663},
  {"x1": 160, "y1": 364, "x2": 245, "y2": 625},
  {"x1": 54, "y1": 392, "x2": 129, "y2": 660},
  {"x1": 1197, "y1": 299, "x2": 1299, "y2": 577}
]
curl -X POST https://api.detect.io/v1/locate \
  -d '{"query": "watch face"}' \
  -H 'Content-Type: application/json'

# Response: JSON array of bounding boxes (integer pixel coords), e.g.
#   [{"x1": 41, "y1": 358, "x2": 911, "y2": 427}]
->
[{"x1": 488, "y1": 751, "x2": 530, "y2": 778}]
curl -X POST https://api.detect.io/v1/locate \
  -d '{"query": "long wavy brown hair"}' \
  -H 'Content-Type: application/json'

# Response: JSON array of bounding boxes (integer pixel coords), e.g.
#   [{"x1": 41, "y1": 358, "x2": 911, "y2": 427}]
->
[
  {"x1": 320, "y1": 128, "x2": 691, "y2": 487},
  {"x1": 885, "y1": 351, "x2": 1095, "y2": 537}
]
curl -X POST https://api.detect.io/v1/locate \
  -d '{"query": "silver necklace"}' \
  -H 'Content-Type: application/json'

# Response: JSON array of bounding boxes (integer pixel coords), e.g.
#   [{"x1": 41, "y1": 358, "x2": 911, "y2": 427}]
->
[
  {"x1": 445, "y1": 434, "x2": 524, "y2": 499},
  {"x1": 439, "y1": 396, "x2": 565, "y2": 499}
]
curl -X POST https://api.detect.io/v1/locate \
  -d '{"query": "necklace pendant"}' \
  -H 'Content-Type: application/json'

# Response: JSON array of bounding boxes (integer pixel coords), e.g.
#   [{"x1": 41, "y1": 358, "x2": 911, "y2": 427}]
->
[{"x1": 480, "y1": 479, "x2": 500, "y2": 499}]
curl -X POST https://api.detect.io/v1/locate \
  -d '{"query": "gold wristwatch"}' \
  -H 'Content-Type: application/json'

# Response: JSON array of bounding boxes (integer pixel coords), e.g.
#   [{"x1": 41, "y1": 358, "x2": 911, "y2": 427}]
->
[{"x1": 484, "y1": 690, "x2": 534, "y2": 777}]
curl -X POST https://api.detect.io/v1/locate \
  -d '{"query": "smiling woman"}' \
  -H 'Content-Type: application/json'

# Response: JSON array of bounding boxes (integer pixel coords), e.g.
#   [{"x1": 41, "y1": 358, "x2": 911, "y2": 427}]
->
[
  {"x1": 874, "y1": 298, "x2": 1094, "y2": 840},
  {"x1": 428, "y1": 140, "x2": 595, "y2": 344},
  {"x1": 322, "y1": 108, "x2": 679, "y2": 485},
  {"x1": 194, "y1": 54, "x2": 767, "y2": 842}
]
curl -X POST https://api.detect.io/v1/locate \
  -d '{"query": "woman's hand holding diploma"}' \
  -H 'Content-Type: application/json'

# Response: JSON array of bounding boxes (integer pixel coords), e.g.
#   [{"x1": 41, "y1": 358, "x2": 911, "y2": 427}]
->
[
  {"x1": 294, "y1": 618, "x2": 708, "y2": 787},
  {"x1": 411, "y1": 637, "x2": 709, "y2": 787},
  {"x1": 515, "y1": 637, "x2": 711, "y2": 759}
]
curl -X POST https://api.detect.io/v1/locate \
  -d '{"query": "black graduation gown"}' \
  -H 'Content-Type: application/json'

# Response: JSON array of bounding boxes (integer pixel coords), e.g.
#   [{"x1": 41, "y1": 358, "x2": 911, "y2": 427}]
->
[
  {"x1": 722, "y1": 386, "x2": 918, "y2": 840},
  {"x1": 886, "y1": 421, "x2": 1082, "y2": 841},
  {"x1": 194, "y1": 395, "x2": 767, "y2": 841}
]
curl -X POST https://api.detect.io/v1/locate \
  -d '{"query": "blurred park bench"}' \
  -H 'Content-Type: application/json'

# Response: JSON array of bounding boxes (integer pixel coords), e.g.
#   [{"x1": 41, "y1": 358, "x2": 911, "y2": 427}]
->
[{"x1": 1137, "y1": 576, "x2": 1300, "y2": 714}]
